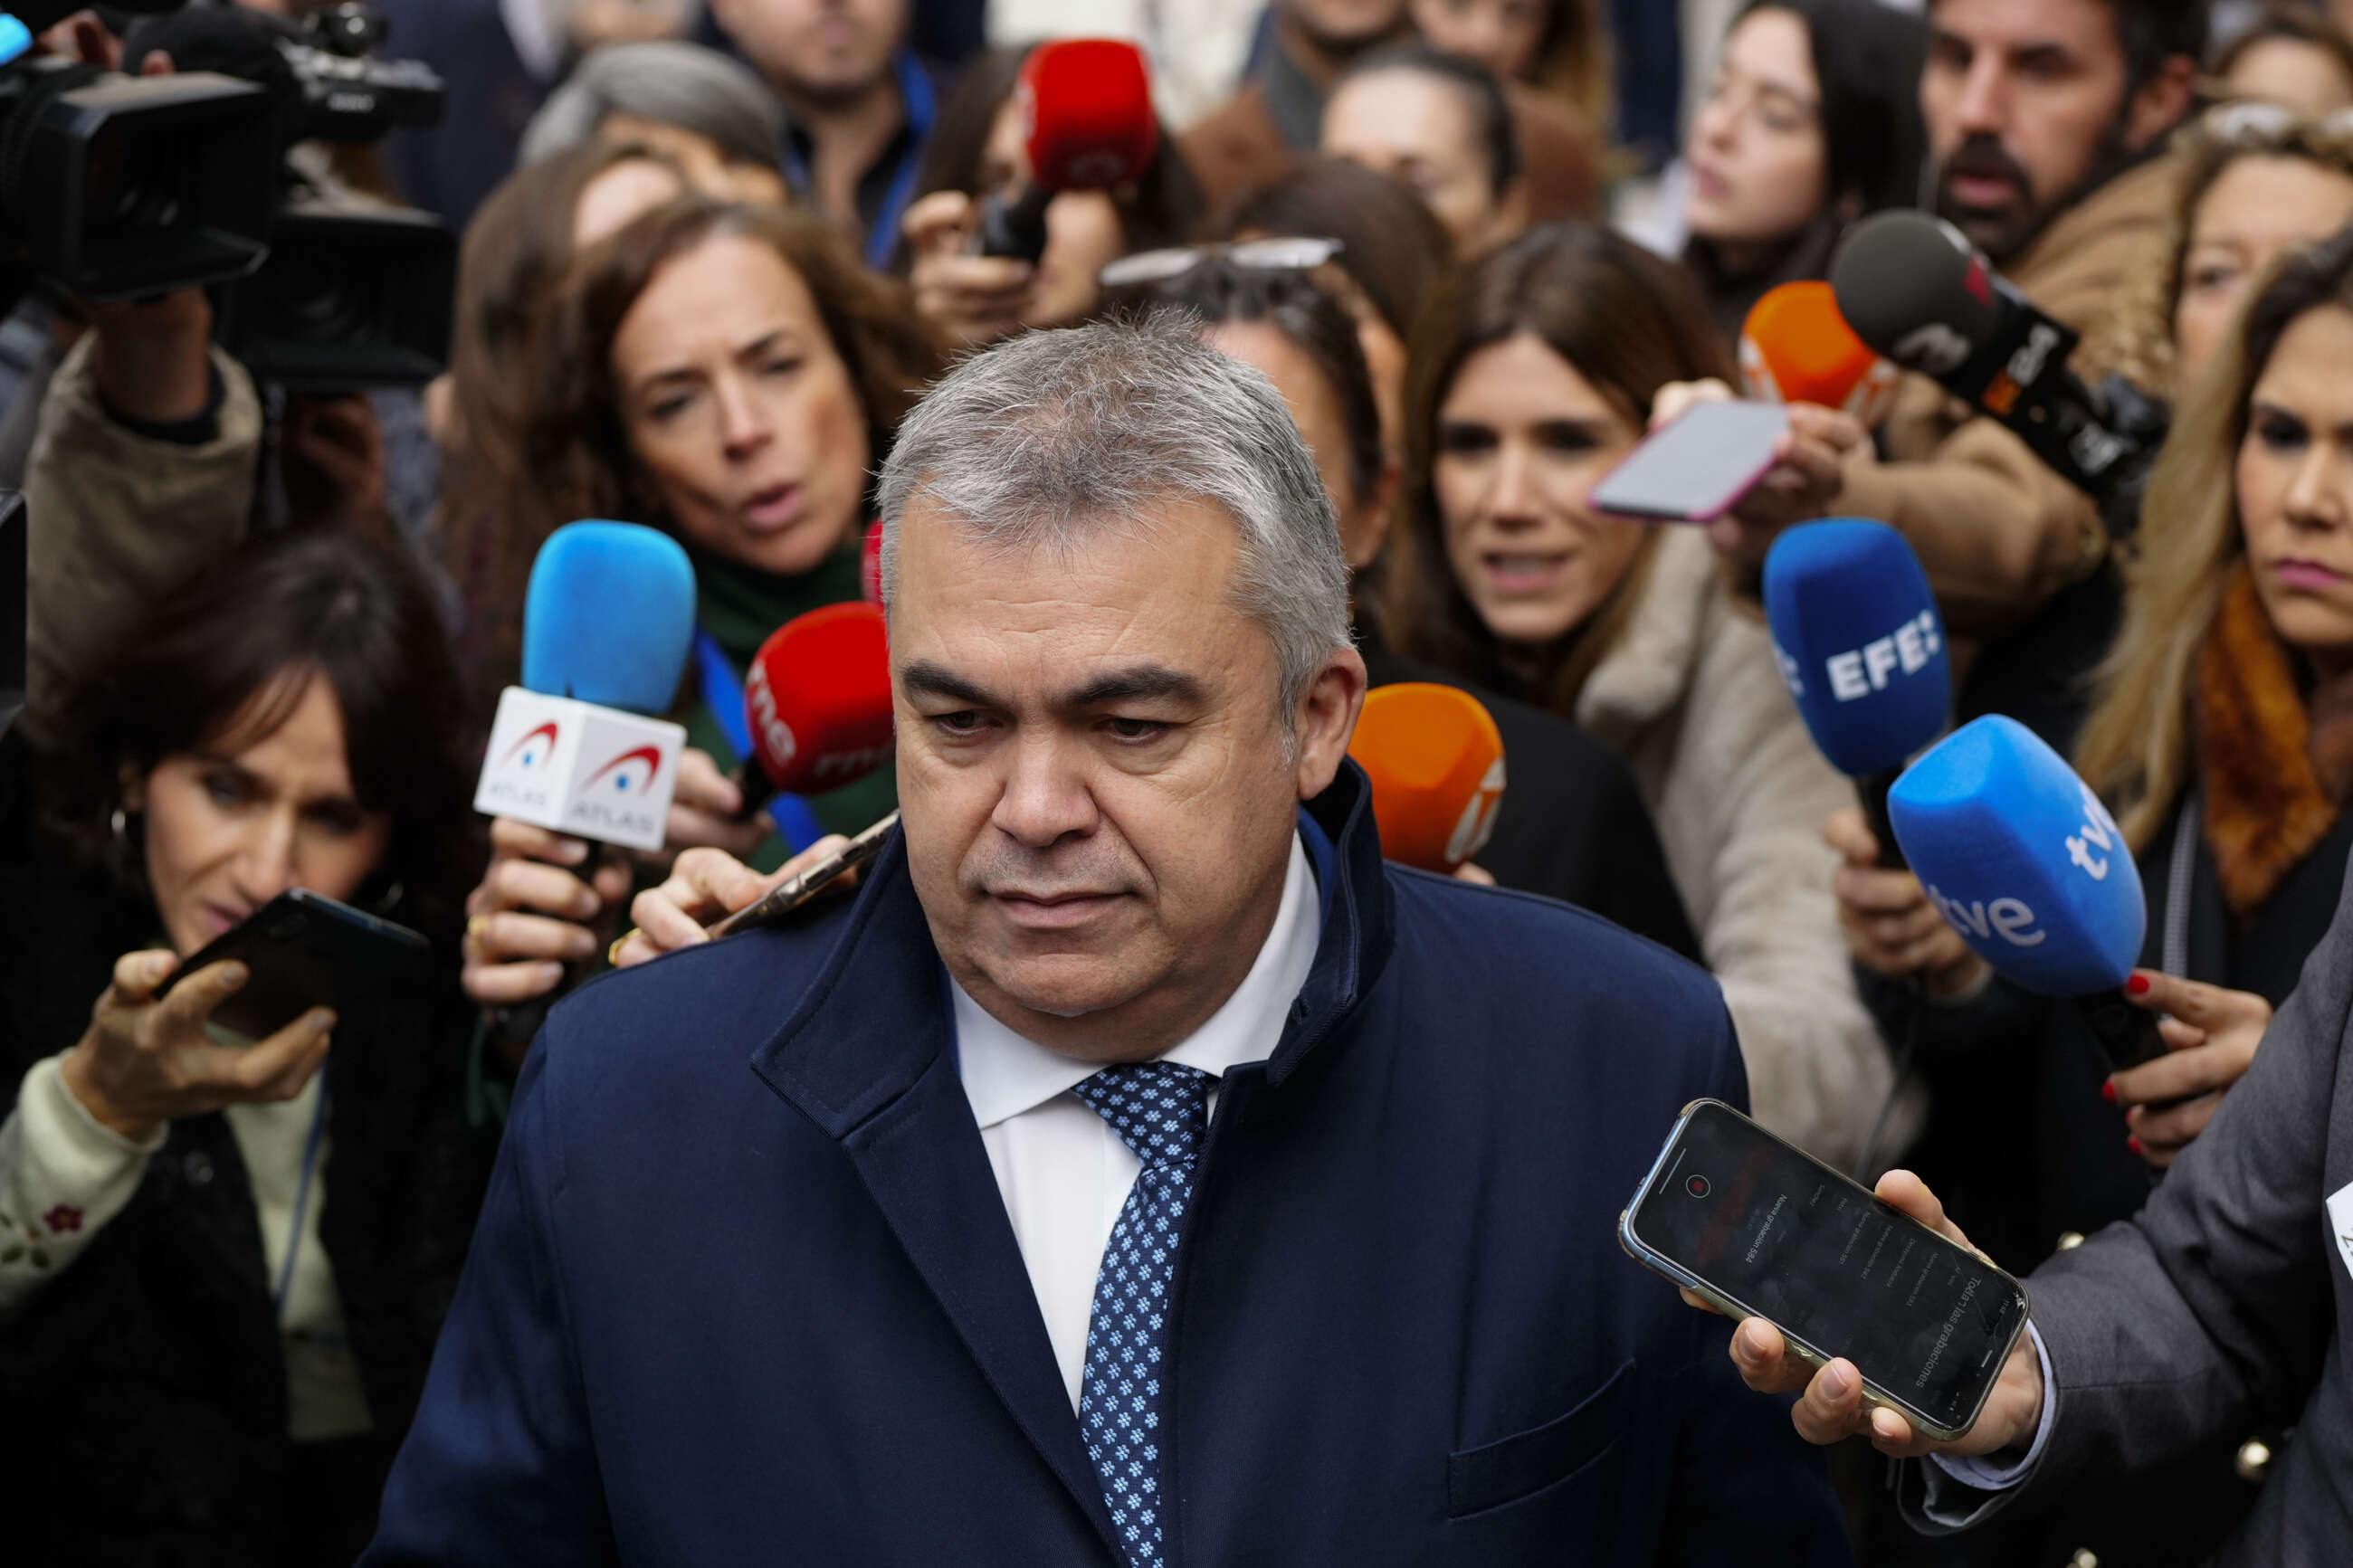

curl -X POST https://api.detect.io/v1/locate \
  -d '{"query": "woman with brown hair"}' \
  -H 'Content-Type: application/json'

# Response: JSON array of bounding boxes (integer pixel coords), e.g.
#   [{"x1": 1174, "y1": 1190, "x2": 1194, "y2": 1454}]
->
[
  {"x1": 898, "y1": 43, "x2": 1205, "y2": 348},
  {"x1": 433, "y1": 140, "x2": 699, "y2": 701},
  {"x1": 458, "y1": 197, "x2": 943, "y2": 1017},
  {"x1": 1381, "y1": 223, "x2": 1886, "y2": 1169}
]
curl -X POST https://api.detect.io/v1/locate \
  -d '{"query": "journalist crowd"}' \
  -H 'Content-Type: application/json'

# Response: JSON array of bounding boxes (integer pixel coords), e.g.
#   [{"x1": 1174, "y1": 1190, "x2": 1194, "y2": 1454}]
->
[{"x1": 6, "y1": 0, "x2": 2353, "y2": 1561}]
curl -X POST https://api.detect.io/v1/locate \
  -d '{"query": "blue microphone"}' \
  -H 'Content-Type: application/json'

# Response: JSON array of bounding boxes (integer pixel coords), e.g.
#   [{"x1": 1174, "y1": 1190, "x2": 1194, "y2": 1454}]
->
[
  {"x1": 521, "y1": 520, "x2": 697, "y2": 712},
  {"x1": 1889, "y1": 715, "x2": 2161, "y2": 1069},
  {"x1": 1763, "y1": 519, "x2": 1948, "y2": 866}
]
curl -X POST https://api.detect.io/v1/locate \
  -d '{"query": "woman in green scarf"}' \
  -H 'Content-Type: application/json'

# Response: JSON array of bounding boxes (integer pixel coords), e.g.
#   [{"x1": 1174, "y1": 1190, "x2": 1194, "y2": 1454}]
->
[{"x1": 459, "y1": 197, "x2": 942, "y2": 1022}]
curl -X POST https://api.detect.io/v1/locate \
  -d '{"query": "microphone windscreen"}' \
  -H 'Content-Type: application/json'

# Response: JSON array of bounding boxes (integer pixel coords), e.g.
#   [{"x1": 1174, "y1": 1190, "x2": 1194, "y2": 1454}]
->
[
  {"x1": 743, "y1": 602, "x2": 895, "y2": 795},
  {"x1": 1739, "y1": 280, "x2": 1900, "y2": 424},
  {"x1": 1348, "y1": 683, "x2": 1506, "y2": 872},
  {"x1": 1763, "y1": 519, "x2": 1948, "y2": 777},
  {"x1": 1889, "y1": 715, "x2": 2145, "y2": 994},
  {"x1": 1021, "y1": 38, "x2": 1157, "y2": 191},
  {"x1": 521, "y1": 520, "x2": 697, "y2": 715},
  {"x1": 1828, "y1": 211, "x2": 2002, "y2": 371}
]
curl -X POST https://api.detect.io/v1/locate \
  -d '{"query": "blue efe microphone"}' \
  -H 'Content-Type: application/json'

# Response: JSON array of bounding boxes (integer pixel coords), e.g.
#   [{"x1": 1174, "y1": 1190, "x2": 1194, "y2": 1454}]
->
[
  {"x1": 1889, "y1": 715, "x2": 2163, "y2": 1069},
  {"x1": 521, "y1": 520, "x2": 697, "y2": 710},
  {"x1": 1763, "y1": 519, "x2": 1948, "y2": 866}
]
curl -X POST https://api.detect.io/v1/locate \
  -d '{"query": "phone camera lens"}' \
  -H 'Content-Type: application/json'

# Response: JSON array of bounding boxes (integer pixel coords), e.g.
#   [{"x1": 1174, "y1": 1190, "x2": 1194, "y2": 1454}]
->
[{"x1": 1686, "y1": 1175, "x2": 1711, "y2": 1198}]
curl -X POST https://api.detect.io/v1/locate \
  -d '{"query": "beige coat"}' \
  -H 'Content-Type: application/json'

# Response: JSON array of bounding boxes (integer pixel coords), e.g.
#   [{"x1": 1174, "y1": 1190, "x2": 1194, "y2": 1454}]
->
[
  {"x1": 1835, "y1": 156, "x2": 2177, "y2": 638},
  {"x1": 1577, "y1": 527, "x2": 1900, "y2": 1168},
  {"x1": 22, "y1": 339, "x2": 262, "y2": 743}
]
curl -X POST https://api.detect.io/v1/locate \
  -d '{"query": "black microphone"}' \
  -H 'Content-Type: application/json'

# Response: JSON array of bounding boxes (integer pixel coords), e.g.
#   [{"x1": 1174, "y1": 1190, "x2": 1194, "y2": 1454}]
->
[{"x1": 1828, "y1": 212, "x2": 2160, "y2": 526}]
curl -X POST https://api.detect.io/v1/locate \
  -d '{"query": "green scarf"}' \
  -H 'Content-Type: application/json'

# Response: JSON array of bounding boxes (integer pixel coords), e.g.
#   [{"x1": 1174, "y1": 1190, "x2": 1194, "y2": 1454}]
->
[{"x1": 680, "y1": 543, "x2": 897, "y2": 869}]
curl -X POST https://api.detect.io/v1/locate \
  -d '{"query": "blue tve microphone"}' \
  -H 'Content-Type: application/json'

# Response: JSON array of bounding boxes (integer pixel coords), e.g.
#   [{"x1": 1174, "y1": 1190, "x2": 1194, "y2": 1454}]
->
[
  {"x1": 521, "y1": 520, "x2": 697, "y2": 712},
  {"x1": 1889, "y1": 715, "x2": 2161, "y2": 1069},
  {"x1": 1763, "y1": 519, "x2": 1948, "y2": 867}
]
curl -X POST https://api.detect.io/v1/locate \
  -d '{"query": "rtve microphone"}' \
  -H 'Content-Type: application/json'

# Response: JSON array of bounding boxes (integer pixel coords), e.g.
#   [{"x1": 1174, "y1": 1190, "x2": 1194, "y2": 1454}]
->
[
  {"x1": 977, "y1": 38, "x2": 1157, "y2": 262},
  {"x1": 1888, "y1": 715, "x2": 2163, "y2": 1070},
  {"x1": 1828, "y1": 211, "x2": 2156, "y2": 510},
  {"x1": 1348, "y1": 683, "x2": 1506, "y2": 873},
  {"x1": 1763, "y1": 519, "x2": 1948, "y2": 868},
  {"x1": 1739, "y1": 280, "x2": 1901, "y2": 424},
  {"x1": 474, "y1": 520, "x2": 696, "y2": 852},
  {"x1": 740, "y1": 601, "x2": 895, "y2": 803}
]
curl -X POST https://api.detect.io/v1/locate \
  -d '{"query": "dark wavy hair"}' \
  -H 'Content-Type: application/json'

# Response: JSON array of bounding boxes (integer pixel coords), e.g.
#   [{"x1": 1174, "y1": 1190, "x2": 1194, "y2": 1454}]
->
[
  {"x1": 528, "y1": 196, "x2": 944, "y2": 607},
  {"x1": 39, "y1": 529, "x2": 478, "y2": 944},
  {"x1": 1385, "y1": 223, "x2": 1732, "y2": 713}
]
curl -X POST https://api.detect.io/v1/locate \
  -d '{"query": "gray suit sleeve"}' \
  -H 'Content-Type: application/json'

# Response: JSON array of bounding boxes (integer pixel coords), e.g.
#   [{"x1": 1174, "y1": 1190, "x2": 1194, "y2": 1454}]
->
[{"x1": 1898, "y1": 861, "x2": 2352, "y2": 1532}]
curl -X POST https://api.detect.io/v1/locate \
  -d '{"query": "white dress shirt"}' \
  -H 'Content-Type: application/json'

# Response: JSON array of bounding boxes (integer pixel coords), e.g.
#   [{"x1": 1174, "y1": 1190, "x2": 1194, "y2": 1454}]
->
[{"x1": 954, "y1": 832, "x2": 1321, "y2": 1410}]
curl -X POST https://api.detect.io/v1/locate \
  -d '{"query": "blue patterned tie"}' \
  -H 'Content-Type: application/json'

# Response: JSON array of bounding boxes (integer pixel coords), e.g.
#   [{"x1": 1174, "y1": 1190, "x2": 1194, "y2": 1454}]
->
[{"x1": 1070, "y1": 1060, "x2": 1212, "y2": 1568}]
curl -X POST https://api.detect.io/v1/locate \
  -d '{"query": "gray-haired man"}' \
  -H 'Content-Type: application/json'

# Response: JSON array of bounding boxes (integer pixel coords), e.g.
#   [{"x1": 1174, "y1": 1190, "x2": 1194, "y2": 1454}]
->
[{"x1": 365, "y1": 318, "x2": 1850, "y2": 1566}]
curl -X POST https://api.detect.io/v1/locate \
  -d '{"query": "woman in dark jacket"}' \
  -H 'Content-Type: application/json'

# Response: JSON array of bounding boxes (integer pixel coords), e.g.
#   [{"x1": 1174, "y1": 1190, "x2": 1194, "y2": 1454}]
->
[
  {"x1": 0, "y1": 529, "x2": 492, "y2": 1565},
  {"x1": 1679, "y1": 0, "x2": 1929, "y2": 347}
]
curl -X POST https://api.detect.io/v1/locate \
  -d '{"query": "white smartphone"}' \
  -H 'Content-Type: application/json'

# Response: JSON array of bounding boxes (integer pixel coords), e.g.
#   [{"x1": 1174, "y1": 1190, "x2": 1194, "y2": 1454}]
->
[
  {"x1": 1587, "y1": 401, "x2": 1790, "y2": 522},
  {"x1": 1619, "y1": 1099, "x2": 2029, "y2": 1443}
]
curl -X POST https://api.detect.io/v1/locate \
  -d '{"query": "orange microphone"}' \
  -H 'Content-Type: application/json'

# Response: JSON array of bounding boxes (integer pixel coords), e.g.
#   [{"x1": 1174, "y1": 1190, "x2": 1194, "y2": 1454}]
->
[
  {"x1": 1348, "y1": 683, "x2": 1507, "y2": 873},
  {"x1": 1740, "y1": 280, "x2": 1901, "y2": 425}
]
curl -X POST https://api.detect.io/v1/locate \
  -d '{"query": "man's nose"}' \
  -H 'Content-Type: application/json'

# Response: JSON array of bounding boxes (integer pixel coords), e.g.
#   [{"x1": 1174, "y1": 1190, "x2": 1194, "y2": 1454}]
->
[
  {"x1": 990, "y1": 731, "x2": 1100, "y2": 851},
  {"x1": 1952, "y1": 54, "x2": 2009, "y2": 137}
]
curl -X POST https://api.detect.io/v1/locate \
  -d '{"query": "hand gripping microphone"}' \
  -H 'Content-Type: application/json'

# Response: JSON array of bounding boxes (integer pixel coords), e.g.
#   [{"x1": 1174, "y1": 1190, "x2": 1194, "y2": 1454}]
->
[
  {"x1": 1829, "y1": 211, "x2": 2161, "y2": 519},
  {"x1": 1739, "y1": 280, "x2": 1902, "y2": 424},
  {"x1": 474, "y1": 520, "x2": 696, "y2": 852},
  {"x1": 739, "y1": 602, "x2": 895, "y2": 803},
  {"x1": 1763, "y1": 519, "x2": 1948, "y2": 868},
  {"x1": 1889, "y1": 715, "x2": 2162, "y2": 1070},
  {"x1": 1347, "y1": 683, "x2": 1506, "y2": 873},
  {"x1": 976, "y1": 38, "x2": 1158, "y2": 262}
]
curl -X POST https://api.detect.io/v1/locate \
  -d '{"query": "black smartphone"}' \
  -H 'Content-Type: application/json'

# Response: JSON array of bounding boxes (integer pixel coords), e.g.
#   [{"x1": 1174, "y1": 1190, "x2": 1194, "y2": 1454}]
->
[
  {"x1": 707, "y1": 811, "x2": 900, "y2": 938},
  {"x1": 1586, "y1": 401, "x2": 1790, "y2": 521},
  {"x1": 159, "y1": 889, "x2": 432, "y2": 1042},
  {"x1": 1619, "y1": 1099, "x2": 2029, "y2": 1442}
]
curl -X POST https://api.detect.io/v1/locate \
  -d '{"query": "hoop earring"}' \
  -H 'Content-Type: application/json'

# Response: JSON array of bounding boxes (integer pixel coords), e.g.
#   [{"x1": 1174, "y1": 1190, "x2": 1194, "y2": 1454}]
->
[
  {"x1": 372, "y1": 880, "x2": 405, "y2": 915},
  {"x1": 110, "y1": 806, "x2": 129, "y2": 851}
]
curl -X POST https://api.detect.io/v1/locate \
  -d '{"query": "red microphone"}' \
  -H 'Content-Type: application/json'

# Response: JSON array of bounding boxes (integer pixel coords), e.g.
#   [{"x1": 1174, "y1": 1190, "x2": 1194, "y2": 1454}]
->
[
  {"x1": 861, "y1": 520, "x2": 884, "y2": 604},
  {"x1": 977, "y1": 39, "x2": 1157, "y2": 261},
  {"x1": 740, "y1": 603, "x2": 895, "y2": 801},
  {"x1": 1347, "y1": 684, "x2": 1507, "y2": 873},
  {"x1": 1740, "y1": 280, "x2": 1901, "y2": 425}
]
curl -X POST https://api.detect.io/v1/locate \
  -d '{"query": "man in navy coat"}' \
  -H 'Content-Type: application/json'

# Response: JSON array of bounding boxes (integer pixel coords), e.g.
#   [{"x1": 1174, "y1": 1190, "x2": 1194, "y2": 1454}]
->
[{"x1": 365, "y1": 317, "x2": 1851, "y2": 1564}]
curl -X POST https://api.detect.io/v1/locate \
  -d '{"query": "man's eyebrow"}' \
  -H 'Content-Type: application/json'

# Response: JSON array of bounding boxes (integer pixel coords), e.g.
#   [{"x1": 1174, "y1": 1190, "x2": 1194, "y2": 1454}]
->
[
  {"x1": 1064, "y1": 667, "x2": 1208, "y2": 709},
  {"x1": 899, "y1": 660, "x2": 1001, "y2": 708}
]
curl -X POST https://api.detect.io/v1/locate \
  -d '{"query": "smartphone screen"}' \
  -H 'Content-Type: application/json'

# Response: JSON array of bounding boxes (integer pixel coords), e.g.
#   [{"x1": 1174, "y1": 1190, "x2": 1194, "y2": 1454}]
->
[
  {"x1": 1588, "y1": 402, "x2": 1790, "y2": 521},
  {"x1": 1625, "y1": 1101, "x2": 2027, "y2": 1434}
]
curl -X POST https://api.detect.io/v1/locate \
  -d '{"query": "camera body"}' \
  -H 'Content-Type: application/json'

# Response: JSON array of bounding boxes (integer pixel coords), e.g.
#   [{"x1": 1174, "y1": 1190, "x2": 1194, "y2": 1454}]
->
[{"x1": 279, "y1": 3, "x2": 444, "y2": 144}]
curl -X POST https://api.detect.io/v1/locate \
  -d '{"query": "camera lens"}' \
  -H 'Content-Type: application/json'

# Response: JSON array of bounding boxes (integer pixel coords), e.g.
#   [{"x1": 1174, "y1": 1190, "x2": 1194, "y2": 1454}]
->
[
  {"x1": 272, "y1": 248, "x2": 372, "y2": 342},
  {"x1": 81, "y1": 121, "x2": 185, "y2": 235}
]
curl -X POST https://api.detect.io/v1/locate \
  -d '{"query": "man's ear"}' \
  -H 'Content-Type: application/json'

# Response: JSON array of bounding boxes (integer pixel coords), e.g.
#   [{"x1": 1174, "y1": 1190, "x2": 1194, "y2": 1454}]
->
[
  {"x1": 1339, "y1": 453, "x2": 1402, "y2": 572},
  {"x1": 1293, "y1": 647, "x2": 1369, "y2": 801},
  {"x1": 2124, "y1": 55, "x2": 2198, "y2": 153}
]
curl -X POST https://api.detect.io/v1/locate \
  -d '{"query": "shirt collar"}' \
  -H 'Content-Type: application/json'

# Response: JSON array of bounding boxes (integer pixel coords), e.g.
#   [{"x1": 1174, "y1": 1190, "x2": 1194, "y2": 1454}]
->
[{"x1": 956, "y1": 832, "x2": 1322, "y2": 1131}]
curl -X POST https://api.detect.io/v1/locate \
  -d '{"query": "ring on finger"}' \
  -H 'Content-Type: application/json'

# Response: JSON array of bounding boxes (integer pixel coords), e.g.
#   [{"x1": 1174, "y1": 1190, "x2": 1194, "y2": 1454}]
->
[{"x1": 465, "y1": 912, "x2": 491, "y2": 956}]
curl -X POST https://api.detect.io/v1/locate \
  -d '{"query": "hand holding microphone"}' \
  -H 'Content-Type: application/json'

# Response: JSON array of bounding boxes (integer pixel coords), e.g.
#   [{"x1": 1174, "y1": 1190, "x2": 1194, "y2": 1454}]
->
[
  {"x1": 463, "y1": 522, "x2": 696, "y2": 1019},
  {"x1": 1824, "y1": 808, "x2": 1986, "y2": 997},
  {"x1": 2110, "y1": 971, "x2": 2273, "y2": 1168}
]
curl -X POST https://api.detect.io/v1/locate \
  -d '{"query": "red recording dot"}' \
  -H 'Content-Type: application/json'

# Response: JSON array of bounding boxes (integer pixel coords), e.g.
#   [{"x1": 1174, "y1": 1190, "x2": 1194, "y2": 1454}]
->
[{"x1": 1686, "y1": 1175, "x2": 1711, "y2": 1198}]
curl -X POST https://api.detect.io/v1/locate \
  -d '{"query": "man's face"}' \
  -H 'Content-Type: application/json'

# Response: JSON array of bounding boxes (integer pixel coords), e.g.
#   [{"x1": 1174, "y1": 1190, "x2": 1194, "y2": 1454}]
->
[
  {"x1": 713, "y1": 0, "x2": 906, "y2": 101},
  {"x1": 1920, "y1": 0, "x2": 2129, "y2": 261},
  {"x1": 890, "y1": 494, "x2": 1362, "y2": 1060}
]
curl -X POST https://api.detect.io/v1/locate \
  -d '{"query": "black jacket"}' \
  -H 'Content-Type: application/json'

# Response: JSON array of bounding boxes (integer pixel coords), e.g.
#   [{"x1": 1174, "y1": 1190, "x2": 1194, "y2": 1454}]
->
[
  {"x1": 1363, "y1": 642, "x2": 1700, "y2": 961},
  {"x1": 0, "y1": 838, "x2": 497, "y2": 1565}
]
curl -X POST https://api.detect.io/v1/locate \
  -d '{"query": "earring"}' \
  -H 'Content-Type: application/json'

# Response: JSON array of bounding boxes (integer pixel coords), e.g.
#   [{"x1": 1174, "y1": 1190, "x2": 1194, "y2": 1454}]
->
[
  {"x1": 373, "y1": 880, "x2": 405, "y2": 915},
  {"x1": 110, "y1": 806, "x2": 129, "y2": 850}
]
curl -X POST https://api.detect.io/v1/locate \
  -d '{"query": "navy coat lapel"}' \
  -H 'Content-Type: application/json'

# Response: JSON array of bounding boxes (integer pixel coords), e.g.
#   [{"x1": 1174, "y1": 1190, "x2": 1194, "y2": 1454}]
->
[{"x1": 748, "y1": 832, "x2": 1119, "y2": 1554}]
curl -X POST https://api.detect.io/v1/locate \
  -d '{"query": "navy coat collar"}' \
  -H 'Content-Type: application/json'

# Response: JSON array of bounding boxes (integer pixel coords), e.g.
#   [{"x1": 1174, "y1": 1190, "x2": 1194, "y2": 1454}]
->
[{"x1": 746, "y1": 762, "x2": 1395, "y2": 1551}]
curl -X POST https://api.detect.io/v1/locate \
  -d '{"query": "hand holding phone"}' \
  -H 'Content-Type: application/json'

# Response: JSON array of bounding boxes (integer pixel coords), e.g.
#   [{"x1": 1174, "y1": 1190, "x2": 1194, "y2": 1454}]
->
[
  {"x1": 60, "y1": 948, "x2": 340, "y2": 1145},
  {"x1": 1621, "y1": 1100, "x2": 2032, "y2": 1446},
  {"x1": 162, "y1": 889, "x2": 431, "y2": 1042}
]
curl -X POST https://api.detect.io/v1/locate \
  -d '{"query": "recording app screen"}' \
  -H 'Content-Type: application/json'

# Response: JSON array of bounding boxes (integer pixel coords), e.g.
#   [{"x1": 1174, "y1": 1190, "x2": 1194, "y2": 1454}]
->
[{"x1": 1632, "y1": 1106, "x2": 2025, "y2": 1429}]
